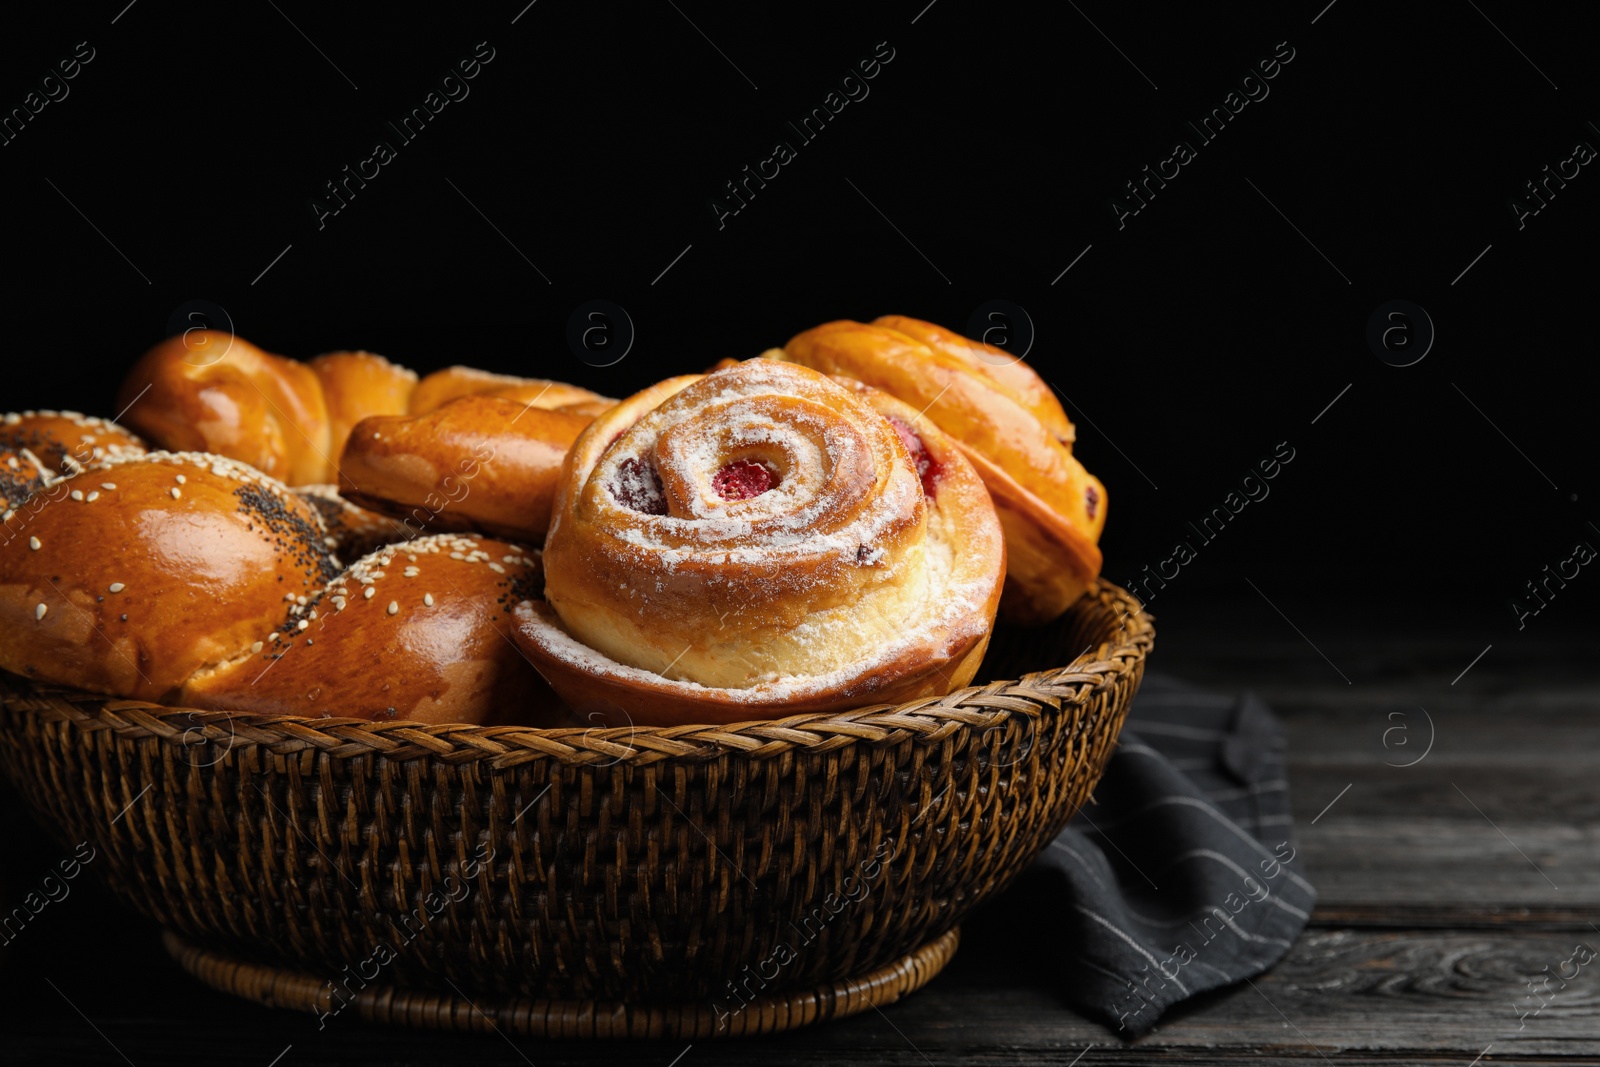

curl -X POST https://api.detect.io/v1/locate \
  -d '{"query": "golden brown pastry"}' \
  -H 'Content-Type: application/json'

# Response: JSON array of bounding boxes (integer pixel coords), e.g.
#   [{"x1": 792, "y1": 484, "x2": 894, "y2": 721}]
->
[
  {"x1": 117, "y1": 332, "x2": 336, "y2": 485},
  {"x1": 181, "y1": 534, "x2": 554, "y2": 725},
  {"x1": 0, "y1": 450, "x2": 47, "y2": 516},
  {"x1": 118, "y1": 334, "x2": 614, "y2": 488},
  {"x1": 778, "y1": 316, "x2": 1106, "y2": 623},
  {"x1": 1, "y1": 411, "x2": 147, "y2": 512},
  {"x1": 338, "y1": 395, "x2": 592, "y2": 542},
  {"x1": 0, "y1": 450, "x2": 559, "y2": 725},
  {"x1": 0, "y1": 451, "x2": 340, "y2": 701},
  {"x1": 305, "y1": 351, "x2": 419, "y2": 471},
  {"x1": 409, "y1": 365, "x2": 614, "y2": 419},
  {"x1": 514, "y1": 360, "x2": 1005, "y2": 725}
]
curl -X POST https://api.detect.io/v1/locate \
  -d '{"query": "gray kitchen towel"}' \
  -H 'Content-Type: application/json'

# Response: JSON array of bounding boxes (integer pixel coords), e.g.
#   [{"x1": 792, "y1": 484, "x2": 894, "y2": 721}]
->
[{"x1": 1037, "y1": 673, "x2": 1315, "y2": 1035}]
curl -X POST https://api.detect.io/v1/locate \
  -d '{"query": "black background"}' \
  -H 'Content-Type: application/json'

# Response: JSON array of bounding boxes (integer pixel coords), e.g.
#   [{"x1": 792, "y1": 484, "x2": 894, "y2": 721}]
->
[
  {"x1": 3, "y1": 3, "x2": 1599, "y2": 1063},
  {"x1": 2, "y1": 1, "x2": 1595, "y2": 636}
]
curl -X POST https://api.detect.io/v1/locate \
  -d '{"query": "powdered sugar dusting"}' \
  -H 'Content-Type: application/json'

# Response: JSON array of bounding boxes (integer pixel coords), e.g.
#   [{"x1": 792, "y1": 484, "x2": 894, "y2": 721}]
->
[{"x1": 537, "y1": 360, "x2": 1003, "y2": 700}]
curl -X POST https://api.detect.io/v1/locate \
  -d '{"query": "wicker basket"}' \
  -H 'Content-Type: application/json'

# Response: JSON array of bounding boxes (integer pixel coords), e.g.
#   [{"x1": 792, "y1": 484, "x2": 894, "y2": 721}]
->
[{"x1": 0, "y1": 579, "x2": 1151, "y2": 1038}]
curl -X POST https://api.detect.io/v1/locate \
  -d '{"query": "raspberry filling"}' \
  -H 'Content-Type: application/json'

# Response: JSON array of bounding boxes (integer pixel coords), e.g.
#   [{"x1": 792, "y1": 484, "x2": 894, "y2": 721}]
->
[
  {"x1": 886, "y1": 415, "x2": 941, "y2": 498},
  {"x1": 712, "y1": 460, "x2": 777, "y2": 501},
  {"x1": 611, "y1": 456, "x2": 667, "y2": 515}
]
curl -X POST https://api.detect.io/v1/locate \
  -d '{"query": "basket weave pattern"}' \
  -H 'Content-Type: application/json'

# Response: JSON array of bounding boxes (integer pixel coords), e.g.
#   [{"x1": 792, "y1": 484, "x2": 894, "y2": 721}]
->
[{"x1": 0, "y1": 581, "x2": 1150, "y2": 1009}]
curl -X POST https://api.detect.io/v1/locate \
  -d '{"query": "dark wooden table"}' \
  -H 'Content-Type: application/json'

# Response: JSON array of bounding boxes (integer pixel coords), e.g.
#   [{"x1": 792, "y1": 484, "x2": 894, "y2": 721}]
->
[{"x1": 4, "y1": 599, "x2": 1597, "y2": 1065}]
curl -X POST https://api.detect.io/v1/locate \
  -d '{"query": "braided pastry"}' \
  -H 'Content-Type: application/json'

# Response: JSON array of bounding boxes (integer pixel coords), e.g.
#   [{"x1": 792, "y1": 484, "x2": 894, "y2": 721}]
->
[
  {"x1": 0, "y1": 451, "x2": 340, "y2": 701},
  {"x1": 1, "y1": 411, "x2": 146, "y2": 512},
  {"x1": 0, "y1": 450, "x2": 556, "y2": 725},
  {"x1": 778, "y1": 316, "x2": 1106, "y2": 623},
  {"x1": 181, "y1": 533, "x2": 553, "y2": 725},
  {"x1": 117, "y1": 331, "x2": 614, "y2": 488},
  {"x1": 513, "y1": 360, "x2": 1005, "y2": 725},
  {"x1": 294, "y1": 483, "x2": 408, "y2": 561}
]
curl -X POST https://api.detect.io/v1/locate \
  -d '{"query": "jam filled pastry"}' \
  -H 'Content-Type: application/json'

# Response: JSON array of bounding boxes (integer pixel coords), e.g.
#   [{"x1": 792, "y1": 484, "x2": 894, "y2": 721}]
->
[
  {"x1": 513, "y1": 360, "x2": 1005, "y2": 726},
  {"x1": 778, "y1": 316, "x2": 1107, "y2": 624}
]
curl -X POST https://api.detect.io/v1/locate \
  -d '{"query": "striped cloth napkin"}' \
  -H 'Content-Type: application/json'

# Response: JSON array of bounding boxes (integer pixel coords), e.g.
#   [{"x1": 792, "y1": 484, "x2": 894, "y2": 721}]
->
[{"x1": 1035, "y1": 673, "x2": 1316, "y2": 1035}]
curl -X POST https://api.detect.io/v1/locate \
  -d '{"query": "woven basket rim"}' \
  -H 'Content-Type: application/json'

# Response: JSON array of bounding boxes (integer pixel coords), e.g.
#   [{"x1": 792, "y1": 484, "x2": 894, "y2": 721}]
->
[{"x1": 0, "y1": 579, "x2": 1151, "y2": 765}]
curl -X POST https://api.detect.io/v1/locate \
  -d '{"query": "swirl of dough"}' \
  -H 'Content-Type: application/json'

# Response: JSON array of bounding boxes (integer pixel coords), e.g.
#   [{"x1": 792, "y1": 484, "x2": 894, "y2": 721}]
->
[{"x1": 516, "y1": 359, "x2": 1005, "y2": 725}]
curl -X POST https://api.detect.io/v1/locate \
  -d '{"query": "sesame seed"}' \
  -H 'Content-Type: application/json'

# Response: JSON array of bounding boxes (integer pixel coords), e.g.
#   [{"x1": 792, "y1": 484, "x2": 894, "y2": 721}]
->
[
  {"x1": 170, "y1": 488, "x2": 182, "y2": 500},
  {"x1": 251, "y1": 641, "x2": 263, "y2": 653},
  {"x1": 449, "y1": 552, "x2": 464, "y2": 560},
  {"x1": 35, "y1": 603, "x2": 47, "y2": 620},
  {"x1": 175, "y1": 474, "x2": 186, "y2": 484},
  {"x1": 387, "y1": 600, "x2": 398, "y2": 615},
  {"x1": 108, "y1": 583, "x2": 125, "y2": 593},
  {"x1": 267, "y1": 632, "x2": 279, "y2": 642},
  {"x1": 29, "y1": 537, "x2": 40, "y2": 550},
  {"x1": 101, "y1": 482, "x2": 116, "y2": 490},
  {"x1": 297, "y1": 619, "x2": 309, "y2": 631},
  {"x1": 404, "y1": 566, "x2": 420, "y2": 578},
  {"x1": 424, "y1": 593, "x2": 434, "y2": 606},
  {"x1": 364, "y1": 587, "x2": 376, "y2": 599},
  {"x1": 86, "y1": 492, "x2": 99, "y2": 502},
  {"x1": 488, "y1": 562, "x2": 506, "y2": 574},
  {"x1": 71, "y1": 490, "x2": 84, "y2": 501}
]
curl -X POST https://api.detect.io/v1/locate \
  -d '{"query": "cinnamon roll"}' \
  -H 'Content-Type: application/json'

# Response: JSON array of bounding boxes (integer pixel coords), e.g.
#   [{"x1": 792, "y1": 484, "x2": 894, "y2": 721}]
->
[{"x1": 513, "y1": 360, "x2": 1005, "y2": 725}]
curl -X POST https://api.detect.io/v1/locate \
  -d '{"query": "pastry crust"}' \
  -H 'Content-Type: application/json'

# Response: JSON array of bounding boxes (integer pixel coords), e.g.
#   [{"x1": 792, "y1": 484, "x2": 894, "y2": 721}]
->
[
  {"x1": 118, "y1": 335, "x2": 614, "y2": 488},
  {"x1": 778, "y1": 317, "x2": 1105, "y2": 623},
  {"x1": 0, "y1": 410, "x2": 147, "y2": 512},
  {"x1": 0, "y1": 451, "x2": 340, "y2": 701},
  {"x1": 117, "y1": 331, "x2": 334, "y2": 485},
  {"x1": 409, "y1": 365, "x2": 614, "y2": 419},
  {"x1": 514, "y1": 361, "x2": 1004, "y2": 725},
  {"x1": 338, "y1": 395, "x2": 592, "y2": 542},
  {"x1": 181, "y1": 533, "x2": 556, "y2": 726},
  {"x1": 294, "y1": 483, "x2": 409, "y2": 561}
]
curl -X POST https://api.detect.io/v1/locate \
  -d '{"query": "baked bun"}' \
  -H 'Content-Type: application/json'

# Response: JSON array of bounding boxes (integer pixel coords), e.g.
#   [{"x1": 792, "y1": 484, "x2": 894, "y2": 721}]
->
[
  {"x1": 1, "y1": 411, "x2": 147, "y2": 511},
  {"x1": 305, "y1": 351, "x2": 419, "y2": 472},
  {"x1": 778, "y1": 316, "x2": 1106, "y2": 623},
  {"x1": 2, "y1": 410, "x2": 148, "y2": 478},
  {"x1": 0, "y1": 451, "x2": 340, "y2": 701},
  {"x1": 514, "y1": 360, "x2": 1005, "y2": 725},
  {"x1": 295, "y1": 484, "x2": 408, "y2": 561},
  {"x1": 118, "y1": 334, "x2": 614, "y2": 488},
  {"x1": 117, "y1": 332, "x2": 334, "y2": 486},
  {"x1": 0, "y1": 451, "x2": 47, "y2": 515},
  {"x1": 338, "y1": 395, "x2": 592, "y2": 542},
  {"x1": 181, "y1": 534, "x2": 555, "y2": 726},
  {"x1": 410, "y1": 366, "x2": 614, "y2": 419}
]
